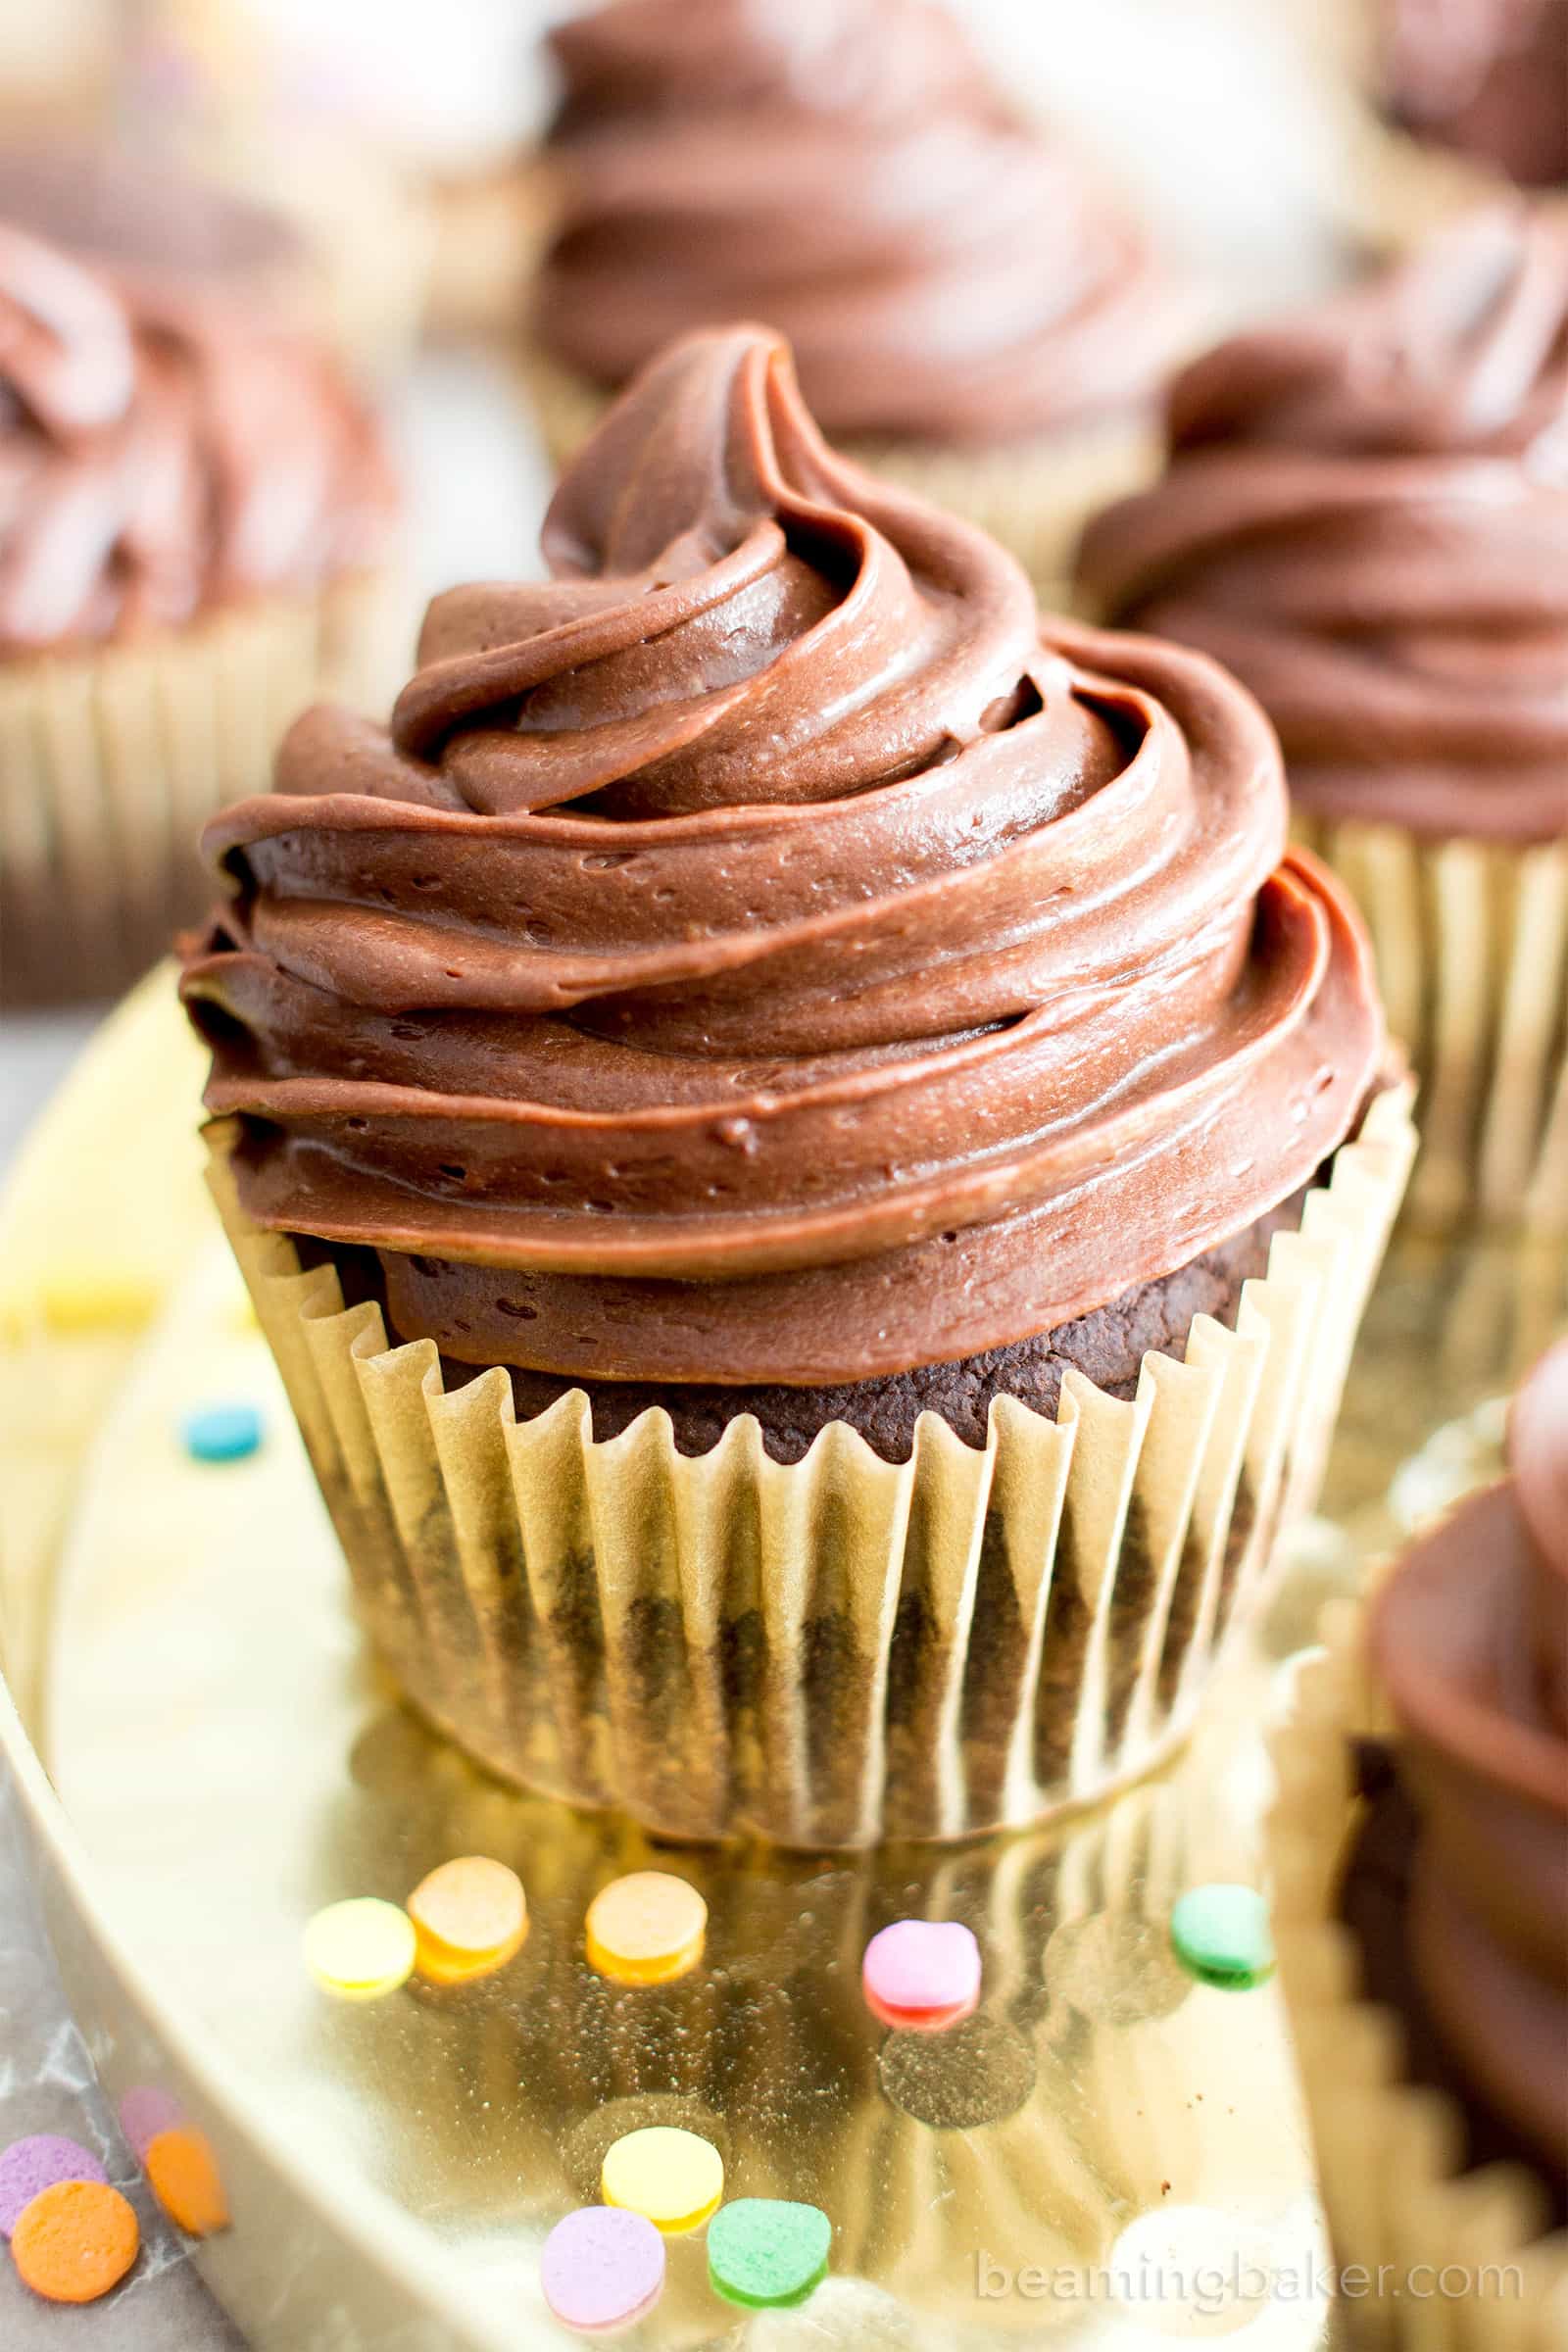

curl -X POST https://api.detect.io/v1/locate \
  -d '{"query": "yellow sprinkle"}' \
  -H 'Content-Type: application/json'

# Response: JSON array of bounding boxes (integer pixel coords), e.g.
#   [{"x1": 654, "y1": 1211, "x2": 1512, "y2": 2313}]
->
[
  {"x1": 302, "y1": 1898, "x2": 416, "y2": 2001},
  {"x1": 0, "y1": 1272, "x2": 161, "y2": 1336},
  {"x1": 601, "y1": 2127, "x2": 723, "y2": 2234},
  {"x1": 585, "y1": 1871, "x2": 707, "y2": 1987}
]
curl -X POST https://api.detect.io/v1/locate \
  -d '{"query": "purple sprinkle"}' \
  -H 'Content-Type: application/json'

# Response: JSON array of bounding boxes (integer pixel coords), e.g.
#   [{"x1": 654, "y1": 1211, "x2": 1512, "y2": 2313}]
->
[
  {"x1": 119, "y1": 2086, "x2": 183, "y2": 2162},
  {"x1": 0, "y1": 2135, "x2": 108, "y2": 2236},
  {"x1": 541, "y1": 2205, "x2": 665, "y2": 2333}
]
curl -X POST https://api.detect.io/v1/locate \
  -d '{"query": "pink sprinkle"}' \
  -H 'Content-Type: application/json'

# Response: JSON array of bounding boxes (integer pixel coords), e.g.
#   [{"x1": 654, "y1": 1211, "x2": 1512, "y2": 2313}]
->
[
  {"x1": 541, "y1": 2204, "x2": 665, "y2": 2335},
  {"x1": 862, "y1": 1920, "x2": 981, "y2": 2029},
  {"x1": 119, "y1": 2087, "x2": 183, "y2": 2163},
  {"x1": 0, "y1": 2135, "x2": 107, "y2": 2236}
]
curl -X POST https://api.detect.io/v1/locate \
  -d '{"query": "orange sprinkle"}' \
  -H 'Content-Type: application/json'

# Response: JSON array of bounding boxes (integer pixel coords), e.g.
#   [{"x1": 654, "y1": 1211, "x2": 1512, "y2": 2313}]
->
[
  {"x1": 11, "y1": 2180, "x2": 139, "y2": 2304},
  {"x1": 145, "y1": 2127, "x2": 230, "y2": 2238},
  {"x1": 408, "y1": 1856, "x2": 528, "y2": 1984},
  {"x1": 585, "y1": 1871, "x2": 707, "y2": 1986}
]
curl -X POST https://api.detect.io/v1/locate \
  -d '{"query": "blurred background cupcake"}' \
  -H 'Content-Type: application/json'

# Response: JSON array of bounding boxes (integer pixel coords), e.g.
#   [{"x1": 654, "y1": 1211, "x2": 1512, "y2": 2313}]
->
[
  {"x1": 0, "y1": 161, "x2": 402, "y2": 1004},
  {"x1": 1326, "y1": 0, "x2": 1568, "y2": 252},
  {"x1": 0, "y1": 0, "x2": 435, "y2": 385},
  {"x1": 1270, "y1": 1336, "x2": 1568, "y2": 2343},
  {"x1": 1077, "y1": 205, "x2": 1568, "y2": 1238},
  {"x1": 523, "y1": 0, "x2": 1196, "y2": 600}
]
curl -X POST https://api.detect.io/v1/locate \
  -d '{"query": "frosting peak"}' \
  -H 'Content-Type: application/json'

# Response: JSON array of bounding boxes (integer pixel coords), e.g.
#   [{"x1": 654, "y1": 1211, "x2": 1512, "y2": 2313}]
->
[
  {"x1": 1077, "y1": 207, "x2": 1568, "y2": 843},
  {"x1": 537, "y1": 0, "x2": 1180, "y2": 448},
  {"x1": 390, "y1": 328, "x2": 1040, "y2": 814},
  {"x1": 183, "y1": 324, "x2": 1382, "y2": 1390}
]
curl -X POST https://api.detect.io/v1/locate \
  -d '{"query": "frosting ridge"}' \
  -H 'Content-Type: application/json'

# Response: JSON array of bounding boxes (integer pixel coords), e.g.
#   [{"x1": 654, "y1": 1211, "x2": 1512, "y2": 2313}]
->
[
  {"x1": 536, "y1": 0, "x2": 1179, "y2": 448},
  {"x1": 183, "y1": 324, "x2": 1384, "y2": 1389},
  {"x1": 1077, "y1": 207, "x2": 1568, "y2": 842},
  {"x1": 0, "y1": 216, "x2": 393, "y2": 653}
]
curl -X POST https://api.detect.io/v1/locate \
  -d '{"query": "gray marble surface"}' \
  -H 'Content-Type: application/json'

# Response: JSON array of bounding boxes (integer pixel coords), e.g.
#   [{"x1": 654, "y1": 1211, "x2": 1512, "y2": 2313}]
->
[{"x1": 0, "y1": 1773, "x2": 247, "y2": 2349}]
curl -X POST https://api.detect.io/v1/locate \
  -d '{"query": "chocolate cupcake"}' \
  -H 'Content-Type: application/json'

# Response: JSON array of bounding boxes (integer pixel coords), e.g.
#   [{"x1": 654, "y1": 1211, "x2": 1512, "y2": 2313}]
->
[
  {"x1": 183, "y1": 323, "x2": 1411, "y2": 1847},
  {"x1": 1326, "y1": 0, "x2": 1568, "y2": 250},
  {"x1": 0, "y1": 177, "x2": 401, "y2": 1004},
  {"x1": 1270, "y1": 1338, "x2": 1568, "y2": 2342},
  {"x1": 523, "y1": 0, "x2": 1190, "y2": 599},
  {"x1": 1078, "y1": 206, "x2": 1568, "y2": 1232}
]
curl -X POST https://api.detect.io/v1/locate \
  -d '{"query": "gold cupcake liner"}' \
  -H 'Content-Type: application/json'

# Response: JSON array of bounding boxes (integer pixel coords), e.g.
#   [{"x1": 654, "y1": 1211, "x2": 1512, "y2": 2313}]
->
[
  {"x1": 1268, "y1": 1601, "x2": 1568, "y2": 2347},
  {"x1": 1298, "y1": 815, "x2": 1568, "y2": 1237},
  {"x1": 0, "y1": 570, "x2": 408, "y2": 1005},
  {"x1": 426, "y1": 156, "x2": 562, "y2": 344},
  {"x1": 206, "y1": 1087, "x2": 1413, "y2": 1849},
  {"x1": 516, "y1": 340, "x2": 1158, "y2": 604}
]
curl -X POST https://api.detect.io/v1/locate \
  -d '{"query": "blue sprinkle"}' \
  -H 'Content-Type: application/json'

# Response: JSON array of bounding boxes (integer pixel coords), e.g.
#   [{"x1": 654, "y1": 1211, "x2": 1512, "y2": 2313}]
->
[{"x1": 181, "y1": 1402, "x2": 264, "y2": 1464}]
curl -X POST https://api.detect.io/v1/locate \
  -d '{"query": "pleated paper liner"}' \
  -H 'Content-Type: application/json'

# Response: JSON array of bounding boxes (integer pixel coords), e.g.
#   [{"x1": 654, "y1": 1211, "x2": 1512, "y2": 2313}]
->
[
  {"x1": 1268, "y1": 1603, "x2": 1568, "y2": 2349},
  {"x1": 515, "y1": 339, "x2": 1158, "y2": 605},
  {"x1": 0, "y1": 569, "x2": 408, "y2": 1006},
  {"x1": 426, "y1": 156, "x2": 562, "y2": 343},
  {"x1": 1297, "y1": 815, "x2": 1568, "y2": 1239},
  {"x1": 206, "y1": 1086, "x2": 1414, "y2": 1850}
]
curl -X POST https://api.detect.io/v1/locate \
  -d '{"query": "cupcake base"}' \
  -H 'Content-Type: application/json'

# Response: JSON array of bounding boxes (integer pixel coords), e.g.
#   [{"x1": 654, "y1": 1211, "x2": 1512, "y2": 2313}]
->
[
  {"x1": 206, "y1": 1087, "x2": 1413, "y2": 1848},
  {"x1": 1269, "y1": 1603, "x2": 1568, "y2": 2346},
  {"x1": 323, "y1": 1183, "x2": 1310, "y2": 1467},
  {"x1": 0, "y1": 570, "x2": 406, "y2": 1006},
  {"x1": 1296, "y1": 814, "x2": 1567, "y2": 1238},
  {"x1": 517, "y1": 340, "x2": 1157, "y2": 603}
]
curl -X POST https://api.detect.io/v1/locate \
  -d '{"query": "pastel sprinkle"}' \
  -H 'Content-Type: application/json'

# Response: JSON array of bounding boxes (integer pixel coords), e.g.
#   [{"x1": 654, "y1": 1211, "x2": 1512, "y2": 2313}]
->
[
  {"x1": 119, "y1": 2087, "x2": 182, "y2": 2163},
  {"x1": 11, "y1": 2180, "x2": 138, "y2": 2304},
  {"x1": 181, "y1": 1401, "x2": 264, "y2": 1463},
  {"x1": 0, "y1": 2137, "x2": 106, "y2": 2236},
  {"x1": 585, "y1": 1871, "x2": 707, "y2": 1987},
  {"x1": 1169, "y1": 1885, "x2": 1276, "y2": 1989},
  {"x1": 540, "y1": 2205, "x2": 665, "y2": 2335},
  {"x1": 145, "y1": 2127, "x2": 229, "y2": 2238},
  {"x1": 601, "y1": 2126, "x2": 723, "y2": 2235},
  {"x1": 862, "y1": 1920, "x2": 981, "y2": 2032},
  {"x1": 708, "y1": 2198, "x2": 831, "y2": 2310},
  {"x1": 302, "y1": 1897, "x2": 416, "y2": 2000},
  {"x1": 408, "y1": 1855, "x2": 527, "y2": 1984}
]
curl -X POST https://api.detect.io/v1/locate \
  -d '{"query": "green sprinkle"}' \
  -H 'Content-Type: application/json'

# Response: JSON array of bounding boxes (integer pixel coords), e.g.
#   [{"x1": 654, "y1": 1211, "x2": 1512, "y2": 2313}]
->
[
  {"x1": 1169, "y1": 1885, "x2": 1275, "y2": 1989},
  {"x1": 708, "y1": 2198, "x2": 831, "y2": 2310}
]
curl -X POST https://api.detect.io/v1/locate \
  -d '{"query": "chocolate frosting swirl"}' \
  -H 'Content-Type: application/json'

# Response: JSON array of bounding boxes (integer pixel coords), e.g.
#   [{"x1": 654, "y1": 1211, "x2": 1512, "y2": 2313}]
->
[
  {"x1": 1077, "y1": 208, "x2": 1568, "y2": 843},
  {"x1": 0, "y1": 215, "x2": 394, "y2": 653},
  {"x1": 1378, "y1": 0, "x2": 1568, "y2": 188},
  {"x1": 182, "y1": 324, "x2": 1383, "y2": 1390},
  {"x1": 1371, "y1": 1339, "x2": 1568, "y2": 2180},
  {"x1": 535, "y1": 0, "x2": 1180, "y2": 449}
]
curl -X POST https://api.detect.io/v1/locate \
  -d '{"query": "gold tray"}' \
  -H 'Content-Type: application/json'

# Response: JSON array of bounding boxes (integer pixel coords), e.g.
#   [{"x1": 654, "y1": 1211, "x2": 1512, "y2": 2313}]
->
[{"x1": 1, "y1": 976, "x2": 1559, "y2": 2351}]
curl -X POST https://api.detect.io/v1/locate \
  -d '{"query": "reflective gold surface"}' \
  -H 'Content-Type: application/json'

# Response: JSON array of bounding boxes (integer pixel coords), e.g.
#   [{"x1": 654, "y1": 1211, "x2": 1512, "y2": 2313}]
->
[{"x1": 3, "y1": 982, "x2": 1563, "y2": 2350}]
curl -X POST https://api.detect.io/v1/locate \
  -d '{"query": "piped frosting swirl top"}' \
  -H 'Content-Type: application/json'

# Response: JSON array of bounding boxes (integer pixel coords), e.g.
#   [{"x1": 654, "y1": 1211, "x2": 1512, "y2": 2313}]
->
[
  {"x1": 1372, "y1": 1339, "x2": 1568, "y2": 2180},
  {"x1": 535, "y1": 0, "x2": 1180, "y2": 448},
  {"x1": 1077, "y1": 207, "x2": 1568, "y2": 842},
  {"x1": 182, "y1": 324, "x2": 1384, "y2": 1390},
  {"x1": 0, "y1": 213, "x2": 394, "y2": 653}
]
